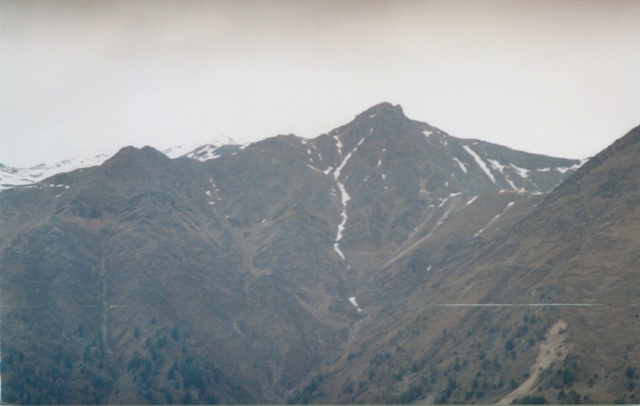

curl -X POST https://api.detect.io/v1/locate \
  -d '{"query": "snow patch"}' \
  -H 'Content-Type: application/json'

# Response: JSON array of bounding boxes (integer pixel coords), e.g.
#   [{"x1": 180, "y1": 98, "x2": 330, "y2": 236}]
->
[
  {"x1": 504, "y1": 176, "x2": 521, "y2": 192},
  {"x1": 488, "y1": 159, "x2": 505, "y2": 173},
  {"x1": 186, "y1": 145, "x2": 223, "y2": 162},
  {"x1": 556, "y1": 159, "x2": 588, "y2": 174},
  {"x1": 163, "y1": 136, "x2": 237, "y2": 158},
  {"x1": 335, "y1": 181, "x2": 350, "y2": 238},
  {"x1": 334, "y1": 135, "x2": 343, "y2": 156},
  {"x1": 422, "y1": 129, "x2": 433, "y2": 137},
  {"x1": 332, "y1": 138, "x2": 366, "y2": 260},
  {"x1": 466, "y1": 195, "x2": 478, "y2": 205},
  {"x1": 348, "y1": 296, "x2": 363, "y2": 313},
  {"x1": 463, "y1": 145, "x2": 495, "y2": 183},
  {"x1": 0, "y1": 154, "x2": 109, "y2": 190},
  {"x1": 511, "y1": 164, "x2": 530, "y2": 178},
  {"x1": 453, "y1": 157, "x2": 468, "y2": 174},
  {"x1": 438, "y1": 192, "x2": 461, "y2": 208}
]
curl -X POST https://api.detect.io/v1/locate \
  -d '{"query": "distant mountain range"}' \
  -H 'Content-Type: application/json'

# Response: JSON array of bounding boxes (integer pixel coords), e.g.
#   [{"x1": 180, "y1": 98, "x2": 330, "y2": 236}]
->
[
  {"x1": 1, "y1": 103, "x2": 637, "y2": 404},
  {"x1": 0, "y1": 135, "x2": 242, "y2": 190}
]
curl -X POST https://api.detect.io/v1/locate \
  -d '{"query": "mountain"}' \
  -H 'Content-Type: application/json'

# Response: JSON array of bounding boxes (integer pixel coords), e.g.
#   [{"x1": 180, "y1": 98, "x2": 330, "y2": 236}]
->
[
  {"x1": 306, "y1": 123, "x2": 640, "y2": 404},
  {"x1": 0, "y1": 154, "x2": 111, "y2": 190},
  {"x1": 161, "y1": 135, "x2": 243, "y2": 161},
  {"x1": 0, "y1": 136, "x2": 241, "y2": 190},
  {"x1": 2, "y1": 102, "x2": 626, "y2": 405}
]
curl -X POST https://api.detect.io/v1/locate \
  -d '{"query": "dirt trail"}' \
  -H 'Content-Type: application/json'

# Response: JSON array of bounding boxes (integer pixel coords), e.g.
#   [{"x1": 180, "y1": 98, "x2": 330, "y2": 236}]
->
[{"x1": 497, "y1": 320, "x2": 569, "y2": 405}]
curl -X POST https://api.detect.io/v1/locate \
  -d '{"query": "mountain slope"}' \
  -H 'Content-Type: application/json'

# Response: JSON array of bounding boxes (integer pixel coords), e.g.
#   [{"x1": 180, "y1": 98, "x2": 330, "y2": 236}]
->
[
  {"x1": 0, "y1": 103, "x2": 595, "y2": 404},
  {"x1": 308, "y1": 124, "x2": 640, "y2": 404},
  {"x1": 1, "y1": 146, "x2": 350, "y2": 404},
  {"x1": 302, "y1": 103, "x2": 582, "y2": 290}
]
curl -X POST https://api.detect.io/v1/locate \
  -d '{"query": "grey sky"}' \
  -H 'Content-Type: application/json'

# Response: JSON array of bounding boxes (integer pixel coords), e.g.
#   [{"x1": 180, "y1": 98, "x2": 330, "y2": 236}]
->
[{"x1": 1, "y1": 0, "x2": 639, "y2": 167}]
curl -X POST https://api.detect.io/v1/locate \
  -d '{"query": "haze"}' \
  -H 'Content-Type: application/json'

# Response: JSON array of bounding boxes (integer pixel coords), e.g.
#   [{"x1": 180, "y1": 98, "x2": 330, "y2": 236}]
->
[{"x1": 1, "y1": 0, "x2": 639, "y2": 167}]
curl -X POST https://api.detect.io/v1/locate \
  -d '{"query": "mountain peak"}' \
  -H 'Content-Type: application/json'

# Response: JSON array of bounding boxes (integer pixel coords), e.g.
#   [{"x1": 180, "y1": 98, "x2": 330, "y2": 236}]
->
[
  {"x1": 103, "y1": 146, "x2": 170, "y2": 170},
  {"x1": 357, "y1": 102, "x2": 405, "y2": 120},
  {"x1": 109, "y1": 146, "x2": 167, "y2": 161}
]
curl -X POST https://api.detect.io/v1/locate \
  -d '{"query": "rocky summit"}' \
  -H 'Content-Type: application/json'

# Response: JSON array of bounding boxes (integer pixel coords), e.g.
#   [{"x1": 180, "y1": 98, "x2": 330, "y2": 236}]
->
[{"x1": 1, "y1": 103, "x2": 637, "y2": 404}]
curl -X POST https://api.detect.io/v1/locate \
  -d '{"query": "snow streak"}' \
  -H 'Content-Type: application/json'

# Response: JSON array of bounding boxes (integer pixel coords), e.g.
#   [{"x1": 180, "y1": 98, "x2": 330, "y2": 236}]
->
[
  {"x1": 557, "y1": 159, "x2": 587, "y2": 174},
  {"x1": 475, "y1": 201, "x2": 514, "y2": 237},
  {"x1": 332, "y1": 138, "x2": 365, "y2": 259},
  {"x1": 463, "y1": 145, "x2": 495, "y2": 183},
  {"x1": 334, "y1": 135, "x2": 343, "y2": 156},
  {"x1": 453, "y1": 157, "x2": 468, "y2": 173}
]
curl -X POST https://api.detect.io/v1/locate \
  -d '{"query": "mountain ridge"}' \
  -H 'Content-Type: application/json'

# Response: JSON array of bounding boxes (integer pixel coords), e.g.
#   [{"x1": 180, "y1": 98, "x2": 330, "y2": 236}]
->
[
  {"x1": 0, "y1": 136, "x2": 242, "y2": 190},
  {"x1": 1, "y1": 103, "x2": 635, "y2": 404},
  {"x1": 1, "y1": 103, "x2": 584, "y2": 191}
]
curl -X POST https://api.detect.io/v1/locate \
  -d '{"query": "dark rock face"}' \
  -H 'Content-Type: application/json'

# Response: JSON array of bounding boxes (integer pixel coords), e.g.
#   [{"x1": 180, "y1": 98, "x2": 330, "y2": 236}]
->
[{"x1": 4, "y1": 103, "x2": 632, "y2": 405}]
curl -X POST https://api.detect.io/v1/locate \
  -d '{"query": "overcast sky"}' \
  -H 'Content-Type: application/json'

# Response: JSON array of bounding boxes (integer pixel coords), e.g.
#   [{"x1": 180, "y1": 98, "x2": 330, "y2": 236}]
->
[{"x1": 1, "y1": 0, "x2": 639, "y2": 167}]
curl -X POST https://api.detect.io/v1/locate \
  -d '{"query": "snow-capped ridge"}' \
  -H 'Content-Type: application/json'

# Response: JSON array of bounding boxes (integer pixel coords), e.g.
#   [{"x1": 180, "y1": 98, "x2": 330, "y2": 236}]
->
[
  {"x1": 1, "y1": 137, "x2": 245, "y2": 190},
  {"x1": 184, "y1": 143, "x2": 246, "y2": 162},
  {"x1": 162, "y1": 135, "x2": 240, "y2": 159},
  {"x1": 0, "y1": 154, "x2": 110, "y2": 190}
]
